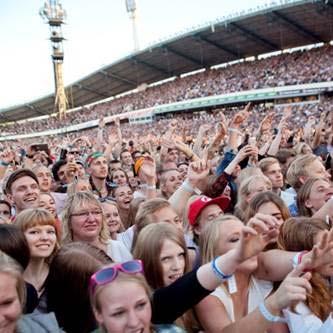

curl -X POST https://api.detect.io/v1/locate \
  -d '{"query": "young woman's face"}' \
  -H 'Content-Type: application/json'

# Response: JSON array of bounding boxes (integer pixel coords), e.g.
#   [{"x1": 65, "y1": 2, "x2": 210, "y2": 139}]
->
[
  {"x1": 39, "y1": 193, "x2": 57, "y2": 217},
  {"x1": 256, "y1": 202, "x2": 284, "y2": 226},
  {"x1": 0, "y1": 203, "x2": 11, "y2": 224},
  {"x1": 217, "y1": 219, "x2": 257, "y2": 272},
  {"x1": 24, "y1": 224, "x2": 57, "y2": 259},
  {"x1": 112, "y1": 170, "x2": 127, "y2": 186},
  {"x1": 306, "y1": 179, "x2": 333, "y2": 213},
  {"x1": 114, "y1": 186, "x2": 133, "y2": 210},
  {"x1": 70, "y1": 202, "x2": 103, "y2": 242},
  {"x1": 102, "y1": 203, "x2": 122, "y2": 234},
  {"x1": 94, "y1": 280, "x2": 151, "y2": 333},
  {"x1": 159, "y1": 239, "x2": 186, "y2": 287},
  {"x1": 0, "y1": 272, "x2": 22, "y2": 333}
]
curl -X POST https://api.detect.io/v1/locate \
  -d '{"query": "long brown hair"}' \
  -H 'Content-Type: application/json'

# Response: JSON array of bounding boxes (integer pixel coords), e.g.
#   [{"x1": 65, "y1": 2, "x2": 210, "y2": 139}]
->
[
  {"x1": 297, "y1": 177, "x2": 329, "y2": 217},
  {"x1": 245, "y1": 191, "x2": 291, "y2": 223},
  {"x1": 133, "y1": 222, "x2": 189, "y2": 289},
  {"x1": 278, "y1": 217, "x2": 332, "y2": 320}
]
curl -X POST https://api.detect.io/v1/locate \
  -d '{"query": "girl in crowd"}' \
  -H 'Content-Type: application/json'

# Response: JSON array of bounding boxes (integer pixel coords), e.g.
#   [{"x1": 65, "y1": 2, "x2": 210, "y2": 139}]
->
[
  {"x1": 39, "y1": 192, "x2": 57, "y2": 218},
  {"x1": 110, "y1": 168, "x2": 129, "y2": 186},
  {"x1": 48, "y1": 211, "x2": 284, "y2": 333},
  {"x1": 46, "y1": 243, "x2": 112, "y2": 333},
  {"x1": 194, "y1": 214, "x2": 311, "y2": 332},
  {"x1": 15, "y1": 208, "x2": 60, "y2": 306},
  {"x1": 90, "y1": 260, "x2": 186, "y2": 333},
  {"x1": 278, "y1": 217, "x2": 333, "y2": 331},
  {"x1": 0, "y1": 223, "x2": 38, "y2": 313},
  {"x1": 245, "y1": 191, "x2": 291, "y2": 249},
  {"x1": 0, "y1": 251, "x2": 64, "y2": 332},
  {"x1": 234, "y1": 175, "x2": 272, "y2": 221},
  {"x1": 0, "y1": 198, "x2": 12, "y2": 223},
  {"x1": 297, "y1": 177, "x2": 333, "y2": 217},
  {"x1": 62, "y1": 191, "x2": 132, "y2": 262},
  {"x1": 100, "y1": 200, "x2": 125, "y2": 240},
  {"x1": 113, "y1": 184, "x2": 134, "y2": 226},
  {"x1": 133, "y1": 222, "x2": 191, "y2": 329}
]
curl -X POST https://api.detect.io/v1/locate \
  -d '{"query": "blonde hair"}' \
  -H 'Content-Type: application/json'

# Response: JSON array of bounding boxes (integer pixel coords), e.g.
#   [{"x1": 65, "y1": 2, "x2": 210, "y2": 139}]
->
[
  {"x1": 200, "y1": 215, "x2": 241, "y2": 265},
  {"x1": 286, "y1": 154, "x2": 318, "y2": 190},
  {"x1": 61, "y1": 192, "x2": 109, "y2": 244},
  {"x1": 235, "y1": 175, "x2": 272, "y2": 219},
  {"x1": 91, "y1": 271, "x2": 152, "y2": 313},
  {"x1": 258, "y1": 157, "x2": 279, "y2": 174},
  {"x1": 0, "y1": 250, "x2": 26, "y2": 307}
]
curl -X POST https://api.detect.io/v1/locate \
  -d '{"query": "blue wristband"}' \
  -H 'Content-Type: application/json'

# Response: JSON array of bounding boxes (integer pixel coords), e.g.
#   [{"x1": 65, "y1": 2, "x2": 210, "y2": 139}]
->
[
  {"x1": 259, "y1": 302, "x2": 285, "y2": 323},
  {"x1": 211, "y1": 257, "x2": 233, "y2": 280}
]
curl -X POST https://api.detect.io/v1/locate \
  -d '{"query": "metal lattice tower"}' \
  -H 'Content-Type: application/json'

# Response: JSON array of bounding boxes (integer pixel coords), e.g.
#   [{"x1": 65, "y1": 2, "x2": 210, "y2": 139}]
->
[{"x1": 40, "y1": 0, "x2": 68, "y2": 119}]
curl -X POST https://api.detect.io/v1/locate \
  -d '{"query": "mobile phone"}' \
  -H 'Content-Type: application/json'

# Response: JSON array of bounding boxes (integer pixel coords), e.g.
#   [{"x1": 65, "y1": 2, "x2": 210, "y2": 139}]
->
[
  {"x1": 30, "y1": 144, "x2": 49, "y2": 154},
  {"x1": 60, "y1": 148, "x2": 68, "y2": 161}
]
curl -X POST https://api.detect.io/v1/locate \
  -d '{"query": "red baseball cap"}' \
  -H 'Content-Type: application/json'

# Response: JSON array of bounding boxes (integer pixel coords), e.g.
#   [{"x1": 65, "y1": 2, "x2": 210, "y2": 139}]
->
[{"x1": 188, "y1": 195, "x2": 230, "y2": 226}]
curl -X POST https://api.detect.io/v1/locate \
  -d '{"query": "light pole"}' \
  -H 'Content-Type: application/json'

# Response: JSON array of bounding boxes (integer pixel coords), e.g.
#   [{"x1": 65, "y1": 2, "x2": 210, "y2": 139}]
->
[
  {"x1": 125, "y1": 0, "x2": 140, "y2": 51},
  {"x1": 40, "y1": 0, "x2": 68, "y2": 119}
]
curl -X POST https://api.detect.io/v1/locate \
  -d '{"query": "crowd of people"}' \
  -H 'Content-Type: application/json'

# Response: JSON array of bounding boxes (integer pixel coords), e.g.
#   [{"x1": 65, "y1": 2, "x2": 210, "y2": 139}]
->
[
  {"x1": 1, "y1": 44, "x2": 332, "y2": 135},
  {"x1": 1, "y1": 79, "x2": 333, "y2": 332}
]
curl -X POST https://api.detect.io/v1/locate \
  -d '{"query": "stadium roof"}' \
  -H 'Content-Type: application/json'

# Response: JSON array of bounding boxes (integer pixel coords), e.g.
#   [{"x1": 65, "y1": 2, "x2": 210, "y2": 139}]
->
[{"x1": 1, "y1": 0, "x2": 333, "y2": 123}]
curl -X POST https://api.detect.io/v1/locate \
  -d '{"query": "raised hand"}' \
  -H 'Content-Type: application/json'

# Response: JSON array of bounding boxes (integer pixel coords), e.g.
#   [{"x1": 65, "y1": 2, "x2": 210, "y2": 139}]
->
[
  {"x1": 302, "y1": 228, "x2": 333, "y2": 271},
  {"x1": 259, "y1": 112, "x2": 274, "y2": 133},
  {"x1": 230, "y1": 103, "x2": 251, "y2": 128},
  {"x1": 187, "y1": 149, "x2": 210, "y2": 187},
  {"x1": 266, "y1": 261, "x2": 312, "y2": 313},
  {"x1": 138, "y1": 156, "x2": 156, "y2": 183},
  {"x1": 235, "y1": 215, "x2": 279, "y2": 263},
  {"x1": 0, "y1": 149, "x2": 15, "y2": 165}
]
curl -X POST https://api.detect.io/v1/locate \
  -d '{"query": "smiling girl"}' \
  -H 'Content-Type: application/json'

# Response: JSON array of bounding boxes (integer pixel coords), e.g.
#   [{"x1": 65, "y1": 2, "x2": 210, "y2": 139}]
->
[{"x1": 15, "y1": 208, "x2": 60, "y2": 310}]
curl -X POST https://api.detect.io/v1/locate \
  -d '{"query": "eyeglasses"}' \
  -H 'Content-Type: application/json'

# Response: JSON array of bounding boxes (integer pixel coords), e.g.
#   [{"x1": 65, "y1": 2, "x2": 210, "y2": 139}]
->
[
  {"x1": 71, "y1": 210, "x2": 103, "y2": 218},
  {"x1": 90, "y1": 260, "x2": 143, "y2": 294}
]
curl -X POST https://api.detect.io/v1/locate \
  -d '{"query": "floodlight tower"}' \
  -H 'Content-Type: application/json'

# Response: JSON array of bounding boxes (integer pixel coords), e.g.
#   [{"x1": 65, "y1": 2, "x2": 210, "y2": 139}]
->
[
  {"x1": 39, "y1": 0, "x2": 68, "y2": 119},
  {"x1": 125, "y1": 0, "x2": 140, "y2": 51}
]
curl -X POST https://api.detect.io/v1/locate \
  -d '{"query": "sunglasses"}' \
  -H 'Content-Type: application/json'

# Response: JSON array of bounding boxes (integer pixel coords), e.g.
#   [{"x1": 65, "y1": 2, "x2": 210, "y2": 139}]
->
[{"x1": 90, "y1": 260, "x2": 143, "y2": 294}]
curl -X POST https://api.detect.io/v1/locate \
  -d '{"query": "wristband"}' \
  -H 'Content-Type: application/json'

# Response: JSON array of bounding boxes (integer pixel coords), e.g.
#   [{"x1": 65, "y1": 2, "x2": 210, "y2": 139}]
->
[
  {"x1": 211, "y1": 257, "x2": 233, "y2": 280},
  {"x1": 292, "y1": 251, "x2": 308, "y2": 269},
  {"x1": 259, "y1": 302, "x2": 286, "y2": 323},
  {"x1": 146, "y1": 184, "x2": 156, "y2": 190},
  {"x1": 0, "y1": 161, "x2": 9, "y2": 167},
  {"x1": 181, "y1": 179, "x2": 194, "y2": 193},
  {"x1": 181, "y1": 179, "x2": 202, "y2": 195}
]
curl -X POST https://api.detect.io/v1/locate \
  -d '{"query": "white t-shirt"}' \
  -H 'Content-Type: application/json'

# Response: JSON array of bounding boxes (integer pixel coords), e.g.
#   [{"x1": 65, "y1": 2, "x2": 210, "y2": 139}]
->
[
  {"x1": 106, "y1": 239, "x2": 133, "y2": 262},
  {"x1": 283, "y1": 302, "x2": 333, "y2": 333},
  {"x1": 116, "y1": 225, "x2": 135, "y2": 251}
]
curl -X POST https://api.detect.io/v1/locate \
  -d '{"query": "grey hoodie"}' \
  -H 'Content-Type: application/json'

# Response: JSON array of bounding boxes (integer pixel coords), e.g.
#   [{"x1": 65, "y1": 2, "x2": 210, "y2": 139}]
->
[{"x1": 16, "y1": 312, "x2": 65, "y2": 333}]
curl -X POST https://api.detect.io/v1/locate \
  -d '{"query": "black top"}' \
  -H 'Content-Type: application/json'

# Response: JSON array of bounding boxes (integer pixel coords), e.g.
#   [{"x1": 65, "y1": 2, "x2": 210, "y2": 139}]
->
[{"x1": 152, "y1": 268, "x2": 211, "y2": 324}]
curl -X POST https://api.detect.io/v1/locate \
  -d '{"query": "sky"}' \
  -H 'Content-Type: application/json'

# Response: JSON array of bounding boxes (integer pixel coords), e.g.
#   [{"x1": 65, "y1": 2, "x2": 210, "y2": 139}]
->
[{"x1": 0, "y1": 0, "x2": 270, "y2": 109}]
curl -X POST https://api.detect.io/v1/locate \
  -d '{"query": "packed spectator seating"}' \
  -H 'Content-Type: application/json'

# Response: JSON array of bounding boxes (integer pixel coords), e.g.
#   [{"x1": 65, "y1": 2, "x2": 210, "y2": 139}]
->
[{"x1": 1, "y1": 44, "x2": 332, "y2": 135}]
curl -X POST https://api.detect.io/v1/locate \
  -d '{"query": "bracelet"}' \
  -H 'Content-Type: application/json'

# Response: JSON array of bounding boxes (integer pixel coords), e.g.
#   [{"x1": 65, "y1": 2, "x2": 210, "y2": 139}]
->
[
  {"x1": 0, "y1": 161, "x2": 9, "y2": 167},
  {"x1": 181, "y1": 179, "x2": 194, "y2": 193},
  {"x1": 259, "y1": 302, "x2": 286, "y2": 323},
  {"x1": 145, "y1": 184, "x2": 156, "y2": 190},
  {"x1": 211, "y1": 257, "x2": 233, "y2": 280},
  {"x1": 181, "y1": 179, "x2": 202, "y2": 195},
  {"x1": 292, "y1": 251, "x2": 308, "y2": 269}
]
